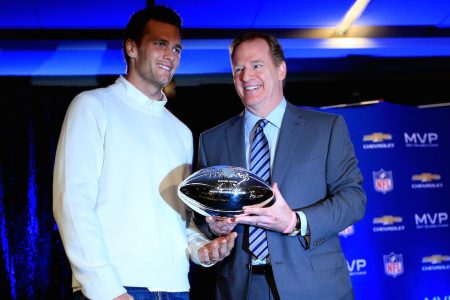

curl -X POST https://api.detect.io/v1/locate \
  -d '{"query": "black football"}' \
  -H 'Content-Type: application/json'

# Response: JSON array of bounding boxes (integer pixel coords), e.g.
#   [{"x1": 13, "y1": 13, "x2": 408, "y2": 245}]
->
[{"x1": 178, "y1": 165, "x2": 274, "y2": 217}]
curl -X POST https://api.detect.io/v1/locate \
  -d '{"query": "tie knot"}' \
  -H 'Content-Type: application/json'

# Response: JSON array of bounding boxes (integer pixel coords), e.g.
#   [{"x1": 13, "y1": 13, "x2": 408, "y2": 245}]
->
[{"x1": 256, "y1": 119, "x2": 269, "y2": 131}]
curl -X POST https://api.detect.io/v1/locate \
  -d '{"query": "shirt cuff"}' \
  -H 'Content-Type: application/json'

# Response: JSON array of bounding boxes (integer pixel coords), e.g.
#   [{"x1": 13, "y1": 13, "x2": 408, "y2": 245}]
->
[
  {"x1": 297, "y1": 211, "x2": 309, "y2": 236},
  {"x1": 188, "y1": 235, "x2": 216, "y2": 267}
]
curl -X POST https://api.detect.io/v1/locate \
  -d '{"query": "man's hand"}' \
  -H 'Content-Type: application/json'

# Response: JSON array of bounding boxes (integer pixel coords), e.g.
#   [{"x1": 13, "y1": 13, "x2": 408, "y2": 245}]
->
[
  {"x1": 198, "y1": 232, "x2": 237, "y2": 265},
  {"x1": 235, "y1": 183, "x2": 293, "y2": 232},
  {"x1": 206, "y1": 216, "x2": 238, "y2": 236}
]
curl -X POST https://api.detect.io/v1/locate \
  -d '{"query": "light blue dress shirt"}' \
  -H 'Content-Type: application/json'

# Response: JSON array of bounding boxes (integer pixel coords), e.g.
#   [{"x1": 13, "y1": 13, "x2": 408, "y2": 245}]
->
[{"x1": 244, "y1": 99, "x2": 308, "y2": 238}]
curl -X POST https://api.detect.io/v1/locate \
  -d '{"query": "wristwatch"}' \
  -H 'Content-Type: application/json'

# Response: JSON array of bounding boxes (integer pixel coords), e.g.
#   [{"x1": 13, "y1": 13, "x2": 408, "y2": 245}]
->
[{"x1": 288, "y1": 212, "x2": 301, "y2": 236}]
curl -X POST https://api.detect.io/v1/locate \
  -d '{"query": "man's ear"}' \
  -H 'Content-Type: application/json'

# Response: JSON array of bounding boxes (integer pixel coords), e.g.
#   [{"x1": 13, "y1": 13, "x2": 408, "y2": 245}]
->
[
  {"x1": 278, "y1": 61, "x2": 287, "y2": 81},
  {"x1": 125, "y1": 39, "x2": 137, "y2": 59}
]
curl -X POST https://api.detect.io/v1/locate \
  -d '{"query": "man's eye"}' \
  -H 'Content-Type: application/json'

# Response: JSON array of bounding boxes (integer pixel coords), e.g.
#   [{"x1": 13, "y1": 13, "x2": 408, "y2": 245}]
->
[
  {"x1": 173, "y1": 48, "x2": 181, "y2": 54},
  {"x1": 154, "y1": 42, "x2": 165, "y2": 47}
]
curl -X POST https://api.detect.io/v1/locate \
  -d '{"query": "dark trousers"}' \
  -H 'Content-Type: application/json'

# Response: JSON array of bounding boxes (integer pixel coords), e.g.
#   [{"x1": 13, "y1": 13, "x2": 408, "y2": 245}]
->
[{"x1": 248, "y1": 265, "x2": 280, "y2": 300}]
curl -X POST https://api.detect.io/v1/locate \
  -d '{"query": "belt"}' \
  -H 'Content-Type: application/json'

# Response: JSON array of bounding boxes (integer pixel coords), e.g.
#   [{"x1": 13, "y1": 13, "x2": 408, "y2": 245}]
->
[{"x1": 248, "y1": 264, "x2": 273, "y2": 275}]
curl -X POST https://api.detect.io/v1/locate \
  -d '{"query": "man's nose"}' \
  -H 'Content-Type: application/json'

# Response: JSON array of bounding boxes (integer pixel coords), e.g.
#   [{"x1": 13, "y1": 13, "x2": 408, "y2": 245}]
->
[
  {"x1": 163, "y1": 48, "x2": 175, "y2": 62},
  {"x1": 241, "y1": 68, "x2": 253, "y2": 82}
]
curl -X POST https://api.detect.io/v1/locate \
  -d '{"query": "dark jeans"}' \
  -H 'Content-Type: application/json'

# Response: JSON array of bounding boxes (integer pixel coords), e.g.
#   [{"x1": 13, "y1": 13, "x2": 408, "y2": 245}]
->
[{"x1": 74, "y1": 287, "x2": 189, "y2": 300}]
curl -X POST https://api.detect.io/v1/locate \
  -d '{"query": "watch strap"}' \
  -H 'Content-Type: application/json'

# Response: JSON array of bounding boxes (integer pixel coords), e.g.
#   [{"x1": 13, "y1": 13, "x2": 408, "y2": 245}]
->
[{"x1": 288, "y1": 212, "x2": 301, "y2": 236}]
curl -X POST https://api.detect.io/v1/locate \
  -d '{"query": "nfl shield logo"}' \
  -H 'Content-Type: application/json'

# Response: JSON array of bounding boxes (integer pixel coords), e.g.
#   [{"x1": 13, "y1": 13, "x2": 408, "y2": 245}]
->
[
  {"x1": 373, "y1": 169, "x2": 394, "y2": 194},
  {"x1": 384, "y1": 252, "x2": 404, "y2": 278}
]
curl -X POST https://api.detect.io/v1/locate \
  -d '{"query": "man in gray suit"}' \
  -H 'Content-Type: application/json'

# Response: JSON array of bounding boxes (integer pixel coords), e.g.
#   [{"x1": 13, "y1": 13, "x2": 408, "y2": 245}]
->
[{"x1": 194, "y1": 31, "x2": 366, "y2": 300}]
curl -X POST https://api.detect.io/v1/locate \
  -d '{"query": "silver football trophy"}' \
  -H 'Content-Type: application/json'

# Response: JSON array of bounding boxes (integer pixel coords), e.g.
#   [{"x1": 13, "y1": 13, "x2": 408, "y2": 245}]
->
[{"x1": 178, "y1": 165, "x2": 274, "y2": 217}]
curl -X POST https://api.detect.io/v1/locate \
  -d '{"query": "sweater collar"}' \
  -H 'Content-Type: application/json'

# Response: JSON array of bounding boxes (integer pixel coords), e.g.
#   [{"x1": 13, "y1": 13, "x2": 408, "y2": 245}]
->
[{"x1": 116, "y1": 76, "x2": 168, "y2": 111}]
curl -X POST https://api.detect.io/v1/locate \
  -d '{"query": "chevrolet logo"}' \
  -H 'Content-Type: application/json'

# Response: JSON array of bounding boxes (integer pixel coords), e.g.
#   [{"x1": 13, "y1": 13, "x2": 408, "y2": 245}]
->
[
  {"x1": 412, "y1": 173, "x2": 441, "y2": 182},
  {"x1": 363, "y1": 132, "x2": 392, "y2": 142},
  {"x1": 373, "y1": 215, "x2": 402, "y2": 225},
  {"x1": 422, "y1": 254, "x2": 450, "y2": 264}
]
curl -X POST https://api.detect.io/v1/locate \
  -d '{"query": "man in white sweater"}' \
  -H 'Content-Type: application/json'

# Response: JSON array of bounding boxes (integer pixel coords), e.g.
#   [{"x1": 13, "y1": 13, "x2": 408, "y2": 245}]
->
[{"x1": 53, "y1": 6, "x2": 236, "y2": 300}]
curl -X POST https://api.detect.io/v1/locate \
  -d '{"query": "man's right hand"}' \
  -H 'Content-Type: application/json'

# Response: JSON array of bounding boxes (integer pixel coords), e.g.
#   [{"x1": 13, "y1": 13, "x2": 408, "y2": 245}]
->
[{"x1": 206, "y1": 216, "x2": 238, "y2": 236}]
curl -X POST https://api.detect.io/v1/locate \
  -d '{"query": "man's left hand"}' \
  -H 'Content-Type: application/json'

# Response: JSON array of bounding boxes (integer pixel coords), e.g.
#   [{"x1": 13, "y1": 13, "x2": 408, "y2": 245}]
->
[{"x1": 235, "y1": 183, "x2": 293, "y2": 232}]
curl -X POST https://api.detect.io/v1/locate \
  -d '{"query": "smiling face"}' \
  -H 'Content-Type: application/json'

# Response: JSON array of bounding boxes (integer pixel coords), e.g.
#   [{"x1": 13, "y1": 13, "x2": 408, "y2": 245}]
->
[
  {"x1": 126, "y1": 19, "x2": 182, "y2": 99},
  {"x1": 231, "y1": 38, "x2": 286, "y2": 117}
]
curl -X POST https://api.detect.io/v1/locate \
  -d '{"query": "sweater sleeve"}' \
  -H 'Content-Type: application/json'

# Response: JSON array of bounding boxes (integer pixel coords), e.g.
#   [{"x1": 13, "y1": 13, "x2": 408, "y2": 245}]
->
[
  {"x1": 186, "y1": 211, "x2": 219, "y2": 267},
  {"x1": 53, "y1": 92, "x2": 126, "y2": 300}
]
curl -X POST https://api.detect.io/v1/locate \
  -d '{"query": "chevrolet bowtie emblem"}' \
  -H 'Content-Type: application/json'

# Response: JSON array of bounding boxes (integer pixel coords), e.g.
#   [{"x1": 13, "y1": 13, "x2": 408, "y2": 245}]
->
[
  {"x1": 412, "y1": 173, "x2": 441, "y2": 182},
  {"x1": 373, "y1": 215, "x2": 402, "y2": 225},
  {"x1": 363, "y1": 132, "x2": 392, "y2": 142},
  {"x1": 422, "y1": 255, "x2": 450, "y2": 264}
]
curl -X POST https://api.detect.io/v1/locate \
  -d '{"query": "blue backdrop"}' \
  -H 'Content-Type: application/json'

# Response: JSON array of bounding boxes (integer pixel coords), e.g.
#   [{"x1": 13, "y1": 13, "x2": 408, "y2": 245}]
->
[{"x1": 317, "y1": 102, "x2": 450, "y2": 300}]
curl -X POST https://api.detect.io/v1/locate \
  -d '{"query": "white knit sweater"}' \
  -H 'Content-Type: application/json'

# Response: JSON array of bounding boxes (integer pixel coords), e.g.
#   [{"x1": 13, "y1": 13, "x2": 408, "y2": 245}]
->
[{"x1": 53, "y1": 77, "x2": 209, "y2": 300}]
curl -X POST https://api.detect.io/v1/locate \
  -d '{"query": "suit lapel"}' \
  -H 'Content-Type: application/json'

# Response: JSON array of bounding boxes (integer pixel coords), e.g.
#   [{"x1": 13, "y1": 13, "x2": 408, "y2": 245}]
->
[
  {"x1": 272, "y1": 102, "x2": 305, "y2": 186},
  {"x1": 223, "y1": 114, "x2": 251, "y2": 258},
  {"x1": 225, "y1": 113, "x2": 247, "y2": 168}
]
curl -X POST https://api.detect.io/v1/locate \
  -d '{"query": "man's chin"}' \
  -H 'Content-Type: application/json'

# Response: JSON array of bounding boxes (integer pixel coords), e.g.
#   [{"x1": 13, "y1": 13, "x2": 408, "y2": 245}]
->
[
  {"x1": 160, "y1": 76, "x2": 173, "y2": 87},
  {"x1": 242, "y1": 95, "x2": 262, "y2": 106},
  {"x1": 157, "y1": 79, "x2": 170, "y2": 88}
]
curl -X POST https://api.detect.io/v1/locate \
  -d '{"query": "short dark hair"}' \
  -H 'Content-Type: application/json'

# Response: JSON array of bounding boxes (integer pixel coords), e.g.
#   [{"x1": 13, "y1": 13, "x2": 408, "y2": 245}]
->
[
  {"x1": 123, "y1": 5, "x2": 182, "y2": 63},
  {"x1": 229, "y1": 31, "x2": 285, "y2": 66}
]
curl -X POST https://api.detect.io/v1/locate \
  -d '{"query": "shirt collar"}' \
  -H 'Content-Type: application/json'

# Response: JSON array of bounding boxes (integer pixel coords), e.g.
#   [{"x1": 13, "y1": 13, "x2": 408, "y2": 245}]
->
[
  {"x1": 244, "y1": 98, "x2": 287, "y2": 134},
  {"x1": 116, "y1": 76, "x2": 168, "y2": 110}
]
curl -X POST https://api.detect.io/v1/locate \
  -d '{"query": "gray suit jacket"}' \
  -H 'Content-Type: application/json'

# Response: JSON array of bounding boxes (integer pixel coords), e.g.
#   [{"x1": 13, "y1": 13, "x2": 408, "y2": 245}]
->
[{"x1": 196, "y1": 102, "x2": 366, "y2": 300}]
